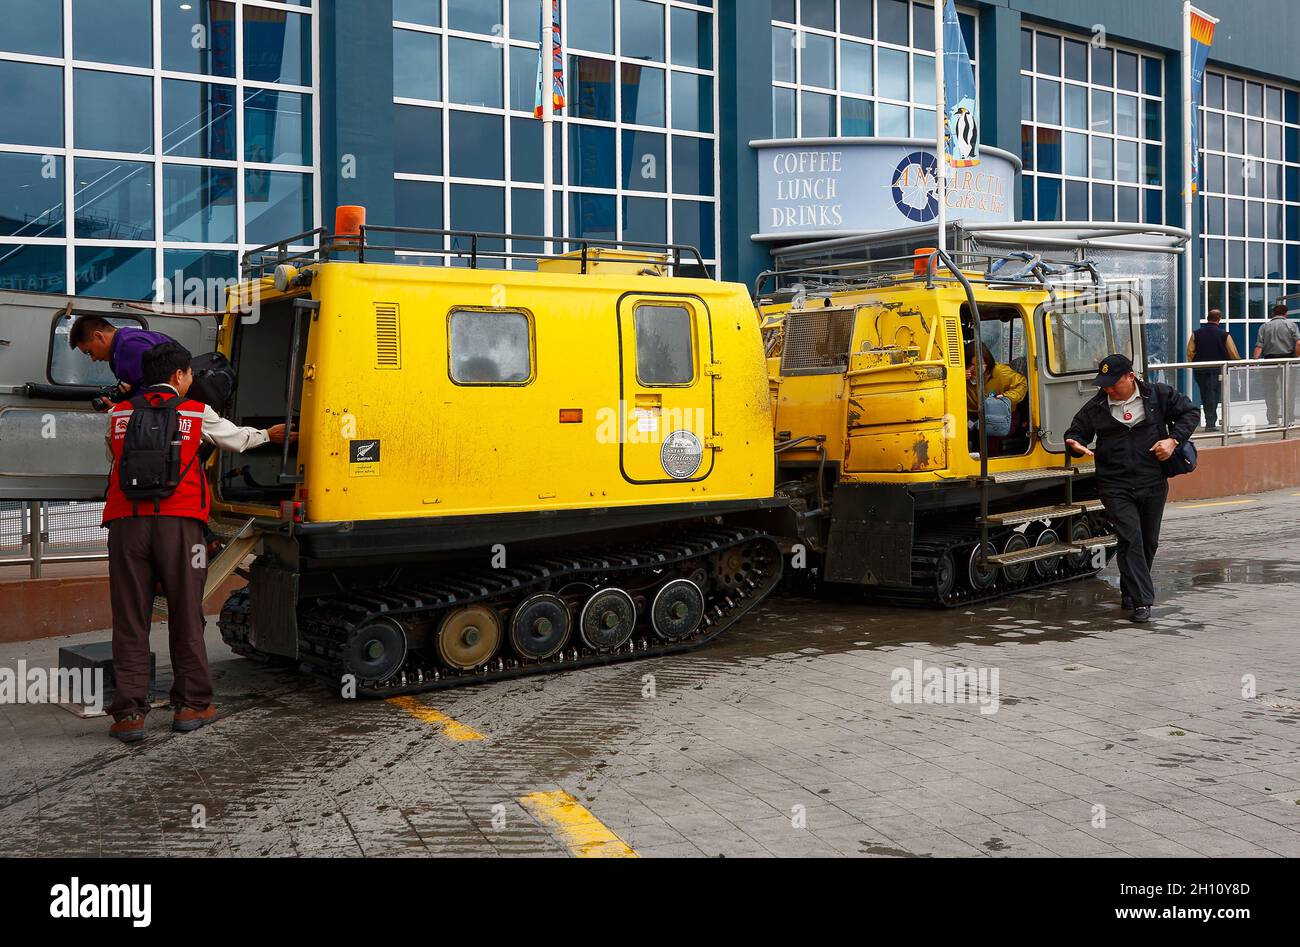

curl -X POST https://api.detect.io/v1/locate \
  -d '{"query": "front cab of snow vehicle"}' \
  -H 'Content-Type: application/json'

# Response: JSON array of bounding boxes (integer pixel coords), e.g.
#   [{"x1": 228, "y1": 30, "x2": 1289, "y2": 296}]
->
[{"x1": 756, "y1": 249, "x2": 1139, "y2": 605}]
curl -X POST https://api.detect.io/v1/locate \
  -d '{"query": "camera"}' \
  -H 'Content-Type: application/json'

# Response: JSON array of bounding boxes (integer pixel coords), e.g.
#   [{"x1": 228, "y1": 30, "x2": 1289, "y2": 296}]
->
[{"x1": 91, "y1": 383, "x2": 129, "y2": 412}]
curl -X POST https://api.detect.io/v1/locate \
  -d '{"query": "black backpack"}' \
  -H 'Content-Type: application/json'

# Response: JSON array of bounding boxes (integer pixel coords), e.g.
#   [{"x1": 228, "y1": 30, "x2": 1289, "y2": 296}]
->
[
  {"x1": 118, "y1": 393, "x2": 185, "y2": 502},
  {"x1": 189, "y1": 351, "x2": 236, "y2": 412}
]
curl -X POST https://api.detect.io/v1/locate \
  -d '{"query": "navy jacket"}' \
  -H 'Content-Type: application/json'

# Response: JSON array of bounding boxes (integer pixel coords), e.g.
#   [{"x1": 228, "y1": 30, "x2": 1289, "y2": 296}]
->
[{"x1": 1064, "y1": 380, "x2": 1199, "y2": 491}]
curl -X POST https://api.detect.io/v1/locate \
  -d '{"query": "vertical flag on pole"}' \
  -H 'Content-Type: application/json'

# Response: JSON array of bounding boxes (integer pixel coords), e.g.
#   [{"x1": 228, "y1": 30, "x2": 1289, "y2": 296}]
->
[
  {"x1": 1187, "y1": 5, "x2": 1218, "y2": 194},
  {"x1": 535, "y1": 0, "x2": 565, "y2": 119},
  {"x1": 942, "y1": 0, "x2": 979, "y2": 168}
]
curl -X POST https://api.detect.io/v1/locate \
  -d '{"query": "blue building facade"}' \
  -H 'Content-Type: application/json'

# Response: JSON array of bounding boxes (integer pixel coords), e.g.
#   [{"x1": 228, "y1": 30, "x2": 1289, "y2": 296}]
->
[{"x1": 1, "y1": 0, "x2": 1297, "y2": 352}]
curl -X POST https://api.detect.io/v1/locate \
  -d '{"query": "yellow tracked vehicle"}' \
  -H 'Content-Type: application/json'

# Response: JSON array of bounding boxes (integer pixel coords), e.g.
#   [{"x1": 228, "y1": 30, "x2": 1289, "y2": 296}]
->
[
  {"x1": 209, "y1": 214, "x2": 783, "y2": 694},
  {"x1": 751, "y1": 249, "x2": 1129, "y2": 605}
]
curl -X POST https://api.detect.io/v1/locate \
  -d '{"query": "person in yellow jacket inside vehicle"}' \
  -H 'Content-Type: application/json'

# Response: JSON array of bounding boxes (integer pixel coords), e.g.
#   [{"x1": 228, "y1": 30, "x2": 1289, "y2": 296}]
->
[
  {"x1": 966, "y1": 342, "x2": 1028, "y2": 455},
  {"x1": 966, "y1": 342, "x2": 1027, "y2": 410}
]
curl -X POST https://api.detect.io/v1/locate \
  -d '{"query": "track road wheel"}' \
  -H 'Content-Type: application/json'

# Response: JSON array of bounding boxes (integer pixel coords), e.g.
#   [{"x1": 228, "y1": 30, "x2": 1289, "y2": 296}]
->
[
  {"x1": 437, "y1": 605, "x2": 501, "y2": 671},
  {"x1": 343, "y1": 617, "x2": 408, "y2": 684},
  {"x1": 1068, "y1": 520, "x2": 1092, "y2": 570},
  {"x1": 509, "y1": 593, "x2": 570, "y2": 660},
  {"x1": 966, "y1": 542, "x2": 998, "y2": 591},
  {"x1": 934, "y1": 550, "x2": 957, "y2": 600},
  {"x1": 1032, "y1": 527, "x2": 1062, "y2": 577},
  {"x1": 712, "y1": 546, "x2": 755, "y2": 592},
  {"x1": 1000, "y1": 532, "x2": 1030, "y2": 583},
  {"x1": 650, "y1": 579, "x2": 705, "y2": 640},
  {"x1": 579, "y1": 588, "x2": 637, "y2": 651}
]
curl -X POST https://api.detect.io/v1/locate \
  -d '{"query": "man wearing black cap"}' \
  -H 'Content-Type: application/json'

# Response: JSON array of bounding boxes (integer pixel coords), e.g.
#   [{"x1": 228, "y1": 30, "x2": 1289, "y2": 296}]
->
[{"x1": 1064, "y1": 354, "x2": 1199, "y2": 622}]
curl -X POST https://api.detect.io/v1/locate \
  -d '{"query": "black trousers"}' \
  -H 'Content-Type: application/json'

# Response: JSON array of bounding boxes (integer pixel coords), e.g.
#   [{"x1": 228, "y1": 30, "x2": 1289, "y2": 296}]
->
[
  {"x1": 1194, "y1": 369, "x2": 1222, "y2": 429},
  {"x1": 1100, "y1": 482, "x2": 1168, "y2": 608},
  {"x1": 106, "y1": 516, "x2": 212, "y2": 718}
]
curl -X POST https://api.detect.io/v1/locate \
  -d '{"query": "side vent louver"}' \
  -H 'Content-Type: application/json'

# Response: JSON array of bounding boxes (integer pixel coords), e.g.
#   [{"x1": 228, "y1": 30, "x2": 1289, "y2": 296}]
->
[
  {"x1": 375, "y1": 303, "x2": 400, "y2": 369},
  {"x1": 945, "y1": 318, "x2": 961, "y2": 367}
]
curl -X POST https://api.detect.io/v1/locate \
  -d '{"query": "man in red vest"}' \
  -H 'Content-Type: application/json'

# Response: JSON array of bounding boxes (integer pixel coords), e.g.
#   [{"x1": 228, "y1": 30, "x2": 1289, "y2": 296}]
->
[{"x1": 104, "y1": 342, "x2": 288, "y2": 743}]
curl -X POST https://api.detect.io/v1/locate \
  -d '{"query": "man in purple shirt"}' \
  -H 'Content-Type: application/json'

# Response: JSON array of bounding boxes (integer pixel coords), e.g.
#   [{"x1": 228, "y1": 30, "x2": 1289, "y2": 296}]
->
[{"x1": 69, "y1": 316, "x2": 175, "y2": 408}]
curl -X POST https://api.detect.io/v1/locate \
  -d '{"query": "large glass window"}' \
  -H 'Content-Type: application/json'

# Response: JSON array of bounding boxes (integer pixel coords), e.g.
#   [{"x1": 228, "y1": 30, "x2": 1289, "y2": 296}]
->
[
  {"x1": 243, "y1": 7, "x2": 310, "y2": 85},
  {"x1": 163, "y1": 165, "x2": 238, "y2": 244},
  {"x1": 161, "y1": 0, "x2": 236, "y2": 77},
  {"x1": 244, "y1": 170, "x2": 312, "y2": 246},
  {"x1": 0, "y1": 61, "x2": 63, "y2": 148},
  {"x1": 0, "y1": 1, "x2": 318, "y2": 301},
  {"x1": 163, "y1": 81, "x2": 237, "y2": 161},
  {"x1": 392, "y1": 0, "x2": 718, "y2": 270},
  {"x1": 0, "y1": 153, "x2": 65, "y2": 239},
  {"x1": 74, "y1": 158, "x2": 155, "y2": 240},
  {"x1": 1020, "y1": 24, "x2": 1163, "y2": 225},
  {"x1": 73, "y1": 0, "x2": 152, "y2": 69},
  {"x1": 772, "y1": 0, "x2": 978, "y2": 139},
  {"x1": 0, "y1": 0, "x2": 63, "y2": 57},
  {"x1": 1198, "y1": 68, "x2": 1300, "y2": 350}
]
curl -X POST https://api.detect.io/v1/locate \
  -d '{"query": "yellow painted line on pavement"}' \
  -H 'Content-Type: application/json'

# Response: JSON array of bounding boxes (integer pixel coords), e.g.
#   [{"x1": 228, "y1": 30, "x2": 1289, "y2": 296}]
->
[
  {"x1": 1178, "y1": 498, "x2": 1256, "y2": 510},
  {"x1": 387, "y1": 696, "x2": 485, "y2": 741},
  {"x1": 519, "y1": 790, "x2": 638, "y2": 858}
]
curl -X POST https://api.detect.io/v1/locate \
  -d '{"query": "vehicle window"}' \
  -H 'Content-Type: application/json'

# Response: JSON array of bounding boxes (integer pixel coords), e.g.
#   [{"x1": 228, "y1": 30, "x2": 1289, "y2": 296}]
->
[
  {"x1": 1044, "y1": 295, "x2": 1135, "y2": 375},
  {"x1": 49, "y1": 314, "x2": 143, "y2": 386},
  {"x1": 448, "y1": 309, "x2": 532, "y2": 384},
  {"x1": 978, "y1": 315, "x2": 1029, "y2": 371},
  {"x1": 634, "y1": 304, "x2": 695, "y2": 385}
]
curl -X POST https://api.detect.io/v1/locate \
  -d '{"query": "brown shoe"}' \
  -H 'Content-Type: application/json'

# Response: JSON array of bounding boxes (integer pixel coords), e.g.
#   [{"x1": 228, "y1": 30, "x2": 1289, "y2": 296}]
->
[
  {"x1": 110, "y1": 714, "x2": 146, "y2": 743},
  {"x1": 173, "y1": 705, "x2": 217, "y2": 733}
]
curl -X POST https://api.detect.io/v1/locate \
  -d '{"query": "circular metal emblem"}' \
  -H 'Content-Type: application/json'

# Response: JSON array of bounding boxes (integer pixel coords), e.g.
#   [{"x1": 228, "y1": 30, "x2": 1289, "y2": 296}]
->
[
  {"x1": 660, "y1": 430, "x2": 703, "y2": 480},
  {"x1": 891, "y1": 151, "x2": 940, "y2": 224}
]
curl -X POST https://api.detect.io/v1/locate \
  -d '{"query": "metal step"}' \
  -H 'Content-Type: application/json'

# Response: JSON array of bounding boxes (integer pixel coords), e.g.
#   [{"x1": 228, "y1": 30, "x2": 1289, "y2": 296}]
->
[
  {"x1": 985, "y1": 503, "x2": 1085, "y2": 526},
  {"x1": 985, "y1": 541, "x2": 1074, "y2": 567},
  {"x1": 1070, "y1": 499, "x2": 1106, "y2": 513},
  {"x1": 982, "y1": 467, "x2": 1077, "y2": 484},
  {"x1": 1070, "y1": 532, "x2": 1117, "y2": 550}
]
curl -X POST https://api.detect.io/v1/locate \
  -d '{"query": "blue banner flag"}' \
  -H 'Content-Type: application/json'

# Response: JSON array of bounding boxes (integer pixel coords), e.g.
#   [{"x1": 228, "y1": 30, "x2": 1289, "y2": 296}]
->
[
  {"x1": 534, "y1": 0, "x2": 565, "y2": 119},
  {"x1": 1188, "y1": 7, "x2": 1217, "y2": 193},
  {"x1": 943, "y1": 0, "x2": 979, "y2": 167}
]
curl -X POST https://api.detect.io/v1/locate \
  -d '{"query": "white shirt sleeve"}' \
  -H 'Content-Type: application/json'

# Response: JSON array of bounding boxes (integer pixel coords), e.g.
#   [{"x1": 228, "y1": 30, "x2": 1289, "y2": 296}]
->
[{"x1": 200, "y1": 404, "x2": 270, "y2": 452}]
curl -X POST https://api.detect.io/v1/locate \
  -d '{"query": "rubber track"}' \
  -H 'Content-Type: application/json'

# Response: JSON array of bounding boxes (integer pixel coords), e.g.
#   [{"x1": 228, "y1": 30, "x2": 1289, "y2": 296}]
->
[
  {"x1": 221, "y1": 526, "x2": 781, "y2": 697},
  {"x1": 866, "y1": 524, "x2": 1114, "y2": 608}
]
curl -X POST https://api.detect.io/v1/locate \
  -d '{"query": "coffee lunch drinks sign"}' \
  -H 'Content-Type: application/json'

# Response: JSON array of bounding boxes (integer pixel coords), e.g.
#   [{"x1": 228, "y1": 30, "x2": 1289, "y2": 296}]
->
[{"x1": 753, "y1": 138, "x2": 1020, "y2": 240}]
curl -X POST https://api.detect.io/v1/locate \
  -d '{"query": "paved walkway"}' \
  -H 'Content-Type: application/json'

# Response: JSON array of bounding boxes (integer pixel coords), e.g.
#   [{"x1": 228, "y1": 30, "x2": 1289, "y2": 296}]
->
[{"x1": 2, "y1": 489, "x2": 1298, "y2": 857}]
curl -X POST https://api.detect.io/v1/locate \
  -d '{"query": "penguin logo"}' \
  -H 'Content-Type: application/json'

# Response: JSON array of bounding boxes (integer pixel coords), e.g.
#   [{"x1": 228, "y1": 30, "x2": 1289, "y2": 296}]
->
[
  {"x1": 1101, "y1": 362, "x2": 1109, "y2": 374},
  {"x1": 949, "y1": 106, "x2": 979, "y2": 166}
]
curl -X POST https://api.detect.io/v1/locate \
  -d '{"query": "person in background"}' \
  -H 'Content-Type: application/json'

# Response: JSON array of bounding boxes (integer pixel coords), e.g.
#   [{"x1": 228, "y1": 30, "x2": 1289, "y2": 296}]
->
[
  {"x1": 1186, "y1": 308, "x2": 1240, "y2": 432},
  {"x1": 104, "y1": 342, "x2": 289, "y2": 744},
  {"x1": 69, "y1": 315, "x2": 175, "y2": 409},
  {"x1": 1064, "y1": 354, "x2": 1199, "y2": 623},
  {"x1": 1252, "y1": 303, "x2": 1300, "y2": 427}
]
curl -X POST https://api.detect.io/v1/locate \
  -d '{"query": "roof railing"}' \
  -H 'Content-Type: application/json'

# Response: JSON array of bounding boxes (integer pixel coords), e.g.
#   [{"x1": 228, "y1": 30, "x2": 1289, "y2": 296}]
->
[
  {"x1": 239, "y1": 225, "x2": 710, "y2": 280},
  {"x1": 752, "y1": 249, "x2": 1105, "y2": 302}
]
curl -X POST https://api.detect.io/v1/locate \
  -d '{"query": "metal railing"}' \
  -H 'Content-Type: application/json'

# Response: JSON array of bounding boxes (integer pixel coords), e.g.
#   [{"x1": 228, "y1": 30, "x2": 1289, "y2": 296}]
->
[
  {"x1": 0, "y1": 501, "x2": 107, "y2": 578},
  {"x1": 239, "y1": 225, "x2": 711, "y2": 280},
  {"x1": 1146, "y1": 357, "x2": 1300, "y2": 447}
]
